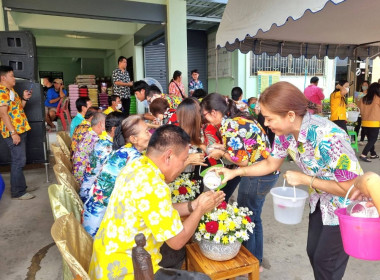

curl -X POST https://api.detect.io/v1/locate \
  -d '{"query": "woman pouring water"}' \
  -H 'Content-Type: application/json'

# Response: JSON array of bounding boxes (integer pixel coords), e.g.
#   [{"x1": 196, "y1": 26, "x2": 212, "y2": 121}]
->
[
  {"x1": 214, "y1": 82, "x2": 363, "y2": 280},
  {"x1": 200, "y1": 92, "x2": 279, "y2": 272}
]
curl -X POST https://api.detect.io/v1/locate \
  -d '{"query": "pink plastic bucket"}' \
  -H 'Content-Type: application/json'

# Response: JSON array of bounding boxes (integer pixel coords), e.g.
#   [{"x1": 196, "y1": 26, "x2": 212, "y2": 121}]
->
[{"x1": 335, "y1": 208, "x2": 380, "y2": 260}]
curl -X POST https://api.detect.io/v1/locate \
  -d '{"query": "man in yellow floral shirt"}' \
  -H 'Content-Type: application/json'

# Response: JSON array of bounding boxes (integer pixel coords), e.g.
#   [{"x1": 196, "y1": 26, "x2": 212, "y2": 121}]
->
[
  {"x1": 0, "y1": 66, "x2": 34, "y2": 200},
  {"x1": 89, "y1": 125, "x2": 225, "y2": 279}
]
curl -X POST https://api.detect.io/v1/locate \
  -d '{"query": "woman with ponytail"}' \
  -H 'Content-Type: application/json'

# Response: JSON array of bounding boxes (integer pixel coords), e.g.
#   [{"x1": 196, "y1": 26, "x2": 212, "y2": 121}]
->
[
  {"x1": 200, "y1": 92, "x2": 279, "y2": 271},
  {"x1": 330, "y1": 80, "x2": 350, "y2": 133},
  {"x1": 214, "y1": 82, "x2": 363, "y2": 278}
]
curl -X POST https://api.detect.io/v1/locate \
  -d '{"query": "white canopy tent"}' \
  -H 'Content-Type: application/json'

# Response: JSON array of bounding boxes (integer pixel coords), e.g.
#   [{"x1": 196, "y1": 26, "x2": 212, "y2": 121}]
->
[{"x1": 216, "y1": 0, "x2": 380, "y2": 59}]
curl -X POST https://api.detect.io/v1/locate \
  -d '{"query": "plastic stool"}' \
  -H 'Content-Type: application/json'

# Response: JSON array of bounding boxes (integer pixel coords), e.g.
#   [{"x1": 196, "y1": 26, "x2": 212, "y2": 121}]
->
[{"x1": 348, "y1": 130, "x2": 359, "y2": 152}]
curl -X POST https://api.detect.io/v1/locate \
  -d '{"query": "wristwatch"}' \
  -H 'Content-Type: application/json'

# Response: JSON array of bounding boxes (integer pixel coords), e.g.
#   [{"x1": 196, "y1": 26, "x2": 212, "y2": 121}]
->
[{"x1": 10, "y1": 130, "x2": 16, "y2": 135}]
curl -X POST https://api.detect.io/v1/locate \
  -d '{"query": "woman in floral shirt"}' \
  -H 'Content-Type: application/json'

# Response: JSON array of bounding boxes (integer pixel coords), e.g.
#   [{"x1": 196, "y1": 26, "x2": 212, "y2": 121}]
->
[
  {"x1": 200, "y1": 93, "x2": 279, "y2": 270},
  {"x1": 82, "y1": 115, "x2": 151, "y2": 237},
  {"x1": 216, "y1": 82, "x2": 363, "y2": 279},
  {"x1": 80, "y1": 112, "x2": 124, "y2": 202}
]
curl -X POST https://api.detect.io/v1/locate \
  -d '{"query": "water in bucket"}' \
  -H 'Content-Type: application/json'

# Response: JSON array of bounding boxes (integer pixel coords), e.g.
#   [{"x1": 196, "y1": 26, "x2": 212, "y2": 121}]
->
[
  {"x1": 270, "y1": 181, "x2": 308, "y2": 225},
  {"x1": 334, "y1": 185, "x2": 380, "y2": 260}
]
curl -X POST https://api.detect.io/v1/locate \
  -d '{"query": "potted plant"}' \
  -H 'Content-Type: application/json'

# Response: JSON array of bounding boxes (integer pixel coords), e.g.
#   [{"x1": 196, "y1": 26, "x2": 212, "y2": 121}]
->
[
  {"x1": 346, "y1": 121, "x2": 358, "y2": 131},
  {"x1": 346, "y1": 102, "x2": 360, "y2": 122},
  {"x1": 195, "y1": 201, "x2": 255, "y2": 261},
  {"x1": 168, "y1": 173, "x2": 201, "y2": 203}
]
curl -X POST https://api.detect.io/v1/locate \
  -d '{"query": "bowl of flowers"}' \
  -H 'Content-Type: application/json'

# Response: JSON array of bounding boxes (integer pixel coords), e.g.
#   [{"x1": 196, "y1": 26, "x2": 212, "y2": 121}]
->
[
  {"x1": 195, "y1": 201, "x2": 255, "y2": 261},
  {"x1": 168, "y1": 173, "x2": 201, "y2": 203}
]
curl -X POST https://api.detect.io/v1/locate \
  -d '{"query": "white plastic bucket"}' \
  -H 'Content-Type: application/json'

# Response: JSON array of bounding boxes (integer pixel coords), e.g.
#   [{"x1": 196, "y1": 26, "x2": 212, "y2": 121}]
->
[{"x1": 270, "y1": 187, "x2": 308, "y2": 225}]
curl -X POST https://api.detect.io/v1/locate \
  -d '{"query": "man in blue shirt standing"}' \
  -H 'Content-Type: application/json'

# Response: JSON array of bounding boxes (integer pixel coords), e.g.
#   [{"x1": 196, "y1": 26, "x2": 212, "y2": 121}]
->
[
  {"x1": 45, "y1": 78, "x2": 67, "y2": 130},
  {"x1": 188, "y1": 69, "x2": 203, "y2": 96},
  {"x1": 70, "y1": 97, "x2": 92, "y2": 137}
]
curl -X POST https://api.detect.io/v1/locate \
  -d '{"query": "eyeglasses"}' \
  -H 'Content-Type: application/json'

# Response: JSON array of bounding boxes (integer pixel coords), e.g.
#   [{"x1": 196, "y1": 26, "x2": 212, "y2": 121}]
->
[{"x1": 203, "y1": 112, "x2": 210, "y2": 118}]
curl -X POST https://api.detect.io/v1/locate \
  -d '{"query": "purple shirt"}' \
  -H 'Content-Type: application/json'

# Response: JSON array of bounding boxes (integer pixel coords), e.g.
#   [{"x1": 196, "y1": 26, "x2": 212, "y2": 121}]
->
[{"x1": 304, "y1": 84, "x2": 324, "y2": 105}]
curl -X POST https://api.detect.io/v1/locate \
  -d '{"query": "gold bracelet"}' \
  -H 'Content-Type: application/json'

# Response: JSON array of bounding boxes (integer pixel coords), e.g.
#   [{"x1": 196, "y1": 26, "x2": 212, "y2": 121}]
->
[{"x1": 310, "y1": 176, "x2": 316, "y2": 189}]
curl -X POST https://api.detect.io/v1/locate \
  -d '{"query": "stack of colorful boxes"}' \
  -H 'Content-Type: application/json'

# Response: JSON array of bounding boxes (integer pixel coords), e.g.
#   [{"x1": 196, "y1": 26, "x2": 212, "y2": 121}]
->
[
  {"x1": 98, "y1": 93, "x2": 108, "y2": 110},
  {"x1": 88, "y1": 86, "x2": 98, "y2": 107},
  {"x1": 79, "y1": 87, "x2": 88, "y2": 98},
  {"x1": 68, "y1": 84, "x2": 79, "y2": 117}
]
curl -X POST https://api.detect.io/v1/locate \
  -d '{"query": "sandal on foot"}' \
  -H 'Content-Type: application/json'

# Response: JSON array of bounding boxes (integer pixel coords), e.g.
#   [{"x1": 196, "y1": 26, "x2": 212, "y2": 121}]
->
[
  {"x1": 359, "y1": 155, "x2": 371, "y2": 162},
  {"x1": 370, "y1": 155, "x2": 379, "y2": 159}
]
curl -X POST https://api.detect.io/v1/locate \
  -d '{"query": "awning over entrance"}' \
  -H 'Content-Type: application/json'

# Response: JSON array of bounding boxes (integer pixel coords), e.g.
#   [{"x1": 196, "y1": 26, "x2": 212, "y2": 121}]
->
[{"x1": 216, "y1": 0, "x2": 380, "y2": 59}]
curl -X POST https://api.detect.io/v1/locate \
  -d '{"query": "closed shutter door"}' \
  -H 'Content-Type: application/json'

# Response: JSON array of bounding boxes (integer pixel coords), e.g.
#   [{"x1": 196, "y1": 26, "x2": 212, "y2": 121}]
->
[
  {"x1": 144, "y1": 42, "x2": 168, "y2": 93},
  {"x1": 187, "y1": 30, "x2": 208, "y2": 93},
  {"x1": 187, "y1": 47, "x2": 208, "y2": 93}
]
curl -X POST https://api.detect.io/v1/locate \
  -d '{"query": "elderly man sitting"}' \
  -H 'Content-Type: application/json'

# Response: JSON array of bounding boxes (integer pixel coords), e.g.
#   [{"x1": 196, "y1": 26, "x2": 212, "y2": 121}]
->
[{"x1": 89, "y1": 125, "x2": 225, "y2": 279}]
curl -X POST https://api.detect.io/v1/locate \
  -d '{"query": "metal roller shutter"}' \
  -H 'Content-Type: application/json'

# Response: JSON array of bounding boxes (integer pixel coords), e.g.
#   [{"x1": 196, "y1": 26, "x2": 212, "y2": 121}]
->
[{"x1": 144, "y1": 38, "x2": 168, "y2": 93}]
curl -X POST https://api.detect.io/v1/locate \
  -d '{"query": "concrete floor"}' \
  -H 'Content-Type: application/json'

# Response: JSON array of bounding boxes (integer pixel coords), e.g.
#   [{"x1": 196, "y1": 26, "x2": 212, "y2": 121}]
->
[{"x1": 0, "y1": 142, "x2": 379, "y2": 280}]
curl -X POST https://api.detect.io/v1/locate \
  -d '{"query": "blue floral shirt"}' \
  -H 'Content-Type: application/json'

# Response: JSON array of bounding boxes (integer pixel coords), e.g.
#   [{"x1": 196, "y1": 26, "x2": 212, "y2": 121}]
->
[
  {"x1": 189, "y1": 79, "x2": 203, "y2": 94},
  {"x1": 271, "y1": 113, "x2": 363, "y2": 225},
  {"x1": 80, "y1": 133, "x2": 113, "y2": 203},
  {"x1": 82, "y1": 144, "x2": 141, "y2": 237},
  {"x1": 220, "y1": 116, "x2": 271, "y2": 164}
]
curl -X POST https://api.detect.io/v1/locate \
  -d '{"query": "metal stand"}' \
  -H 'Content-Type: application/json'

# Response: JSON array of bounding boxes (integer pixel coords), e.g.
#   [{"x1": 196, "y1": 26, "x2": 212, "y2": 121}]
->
[{"x1": 43, "y1": 138, "x2": 50, "y2": 183}]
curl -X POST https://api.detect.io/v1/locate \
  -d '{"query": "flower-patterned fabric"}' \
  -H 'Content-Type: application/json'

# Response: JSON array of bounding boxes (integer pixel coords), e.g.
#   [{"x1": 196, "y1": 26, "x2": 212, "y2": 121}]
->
[
  {"x1": 220, "y1": 116, "x2": 271, "y2": 164},
  {"x1": 162, "y1": 94, "x2": 182, "y2": 110},
  {"x1": 168, "y1": 81, "x2": 186, "y2": 98},
  {"x1": 88, "y1": 155, "x2": 183, "y2": 279},
  {"x1": 72, "y1": 130, "x2": 99, "y2": 184},
  {"x1": 71, "y1": 120, "x2": 90, "y2": 155},
  {"x1": 271, "y1": 113, "x2": 363, "y2": 225},
  {"x1": 82, "y1": 144, "x2": 141, "y2": 237},
  {"x1": 0, "y1": 86, "x2": 30, "y2": 138},
  {"x1": 80, "y1": 134, "x2": 113, "y2": 203}
]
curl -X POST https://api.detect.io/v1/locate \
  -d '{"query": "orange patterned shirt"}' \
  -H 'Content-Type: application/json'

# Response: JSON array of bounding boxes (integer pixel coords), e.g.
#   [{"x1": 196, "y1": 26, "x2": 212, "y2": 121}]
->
[{"x1": 0, "y1": 85, "x2": 31, "y2": 138}]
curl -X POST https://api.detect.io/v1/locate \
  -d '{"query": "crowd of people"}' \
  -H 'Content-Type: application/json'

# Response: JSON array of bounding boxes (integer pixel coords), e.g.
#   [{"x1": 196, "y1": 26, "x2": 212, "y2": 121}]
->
[{"x1": 1, "y1": 61, "x2": 379, "y2": 279}]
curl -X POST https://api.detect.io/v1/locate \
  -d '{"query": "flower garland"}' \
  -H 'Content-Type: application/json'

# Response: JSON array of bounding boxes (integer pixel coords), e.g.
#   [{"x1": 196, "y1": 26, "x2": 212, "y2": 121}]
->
[
  {"x1": 168, "y1": 173, "x2": 201, "y2": 203},
  {"x1": 195, "y1": 201, "x2": 255, "y2": 245}
]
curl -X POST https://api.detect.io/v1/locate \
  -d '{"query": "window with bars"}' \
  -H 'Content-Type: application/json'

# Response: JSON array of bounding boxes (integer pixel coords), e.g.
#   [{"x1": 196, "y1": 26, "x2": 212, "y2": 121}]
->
[{"x1": 250, "y1": 53, "x2": 325, "y2": 76}]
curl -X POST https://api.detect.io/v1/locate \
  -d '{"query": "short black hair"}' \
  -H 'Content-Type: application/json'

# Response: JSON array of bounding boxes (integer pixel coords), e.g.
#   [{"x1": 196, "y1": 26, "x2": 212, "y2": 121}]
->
[
  {"x1": 192, "y1": 89, "x2": 207, "y2": 99},
  {"x1": 231, "y1": 87, "x2": 243, "y2": 101},
  {"x1": 105, "y1": 111, "x2": 125, "y2": 133},
  {"x1": 108, "y1": 94, "x2": 120, "y2": 106},
  {"x1": 147, "y1": 124, "x2": 190, "y2": 155},
  {"x1": 191, "y1": 69, "x2": 199, "y2": 74},
  {"x1": 118, "y1": 56, "x2": 127, "y2": 64},
  {"x1": 42, "y1": 76, "x2": 53, "y2": 83},
  {"x1": 132, "y1": 80, "x2": 149, "y2": 97},
  {"x1": 84, "y1": 107, "x2": 99, "y2": 120},
  {"x1": 146, "y1": 85, "x2": 162, "y2": 99},
  {"x1": 76, "y1": 97, "x2": 91, "y2": 112},
  {"x1": 310, "y1": 77, "x2": 319, "y2": 84},
  {"x1": 0, "y1": 65, "x2": 13, "y2": 77}
]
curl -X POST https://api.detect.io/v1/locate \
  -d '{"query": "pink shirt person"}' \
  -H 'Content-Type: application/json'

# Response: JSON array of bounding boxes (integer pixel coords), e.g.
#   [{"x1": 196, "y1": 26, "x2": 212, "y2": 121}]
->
[
  {"x1": 304, "y1": 84, "x2": 324, "y2": 105},
  {"x1": 304, "y1": 77, "x2": 325, "y2": 114}
]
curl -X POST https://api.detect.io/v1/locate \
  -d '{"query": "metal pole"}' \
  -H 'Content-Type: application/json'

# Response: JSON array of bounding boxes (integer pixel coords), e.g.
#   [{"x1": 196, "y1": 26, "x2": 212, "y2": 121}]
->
[
  {"x1": 215, "y1": 48, "x2": 218, "y2": 92},
  {"x1": 365, "y1": 57, "x2": 369, "y2": 81}
]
